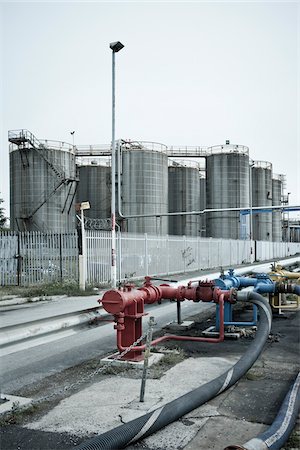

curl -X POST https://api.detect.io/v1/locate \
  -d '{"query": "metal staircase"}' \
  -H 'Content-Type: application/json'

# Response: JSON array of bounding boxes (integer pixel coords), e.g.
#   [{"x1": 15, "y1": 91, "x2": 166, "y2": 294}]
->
[{"x1": 9, "y1": 129, "x2": 77, "y2": 225}]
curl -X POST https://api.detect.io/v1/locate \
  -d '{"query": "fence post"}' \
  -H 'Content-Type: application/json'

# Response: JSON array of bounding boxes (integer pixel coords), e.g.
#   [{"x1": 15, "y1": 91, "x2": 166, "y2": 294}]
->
[
  {"x1": 144, "y1": 233, "x2": 148, "y2": 276},
  {"x1": 59, "y1": 233, "x2": 63, "y2": 282},
  {"x1": 17, "y1": 232, "x2": 21, "y2": 286}
]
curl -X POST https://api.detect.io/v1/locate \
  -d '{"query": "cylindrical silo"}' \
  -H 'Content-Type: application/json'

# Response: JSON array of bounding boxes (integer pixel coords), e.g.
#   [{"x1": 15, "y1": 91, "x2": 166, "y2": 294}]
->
[
  {"x1": 76, "y1": 160, "x2": 111, "y2": 220},
  {"x1": 199, "y1": 173, "x2": 206, "y2": 236},
  {"x1": 168, "y1": 160, "x2": 200, "y2": 236},
  {"x1": 206, "y1": 144, "x2": 250, "y2": 239},
  {"x1": 120, "y1": 141, "x2": 168, "y2": 234},
  {"x1": 10, "y1": 136, "x2": 77, "y2": 232},
  {"x1": 251, "y1": 161, "x2": 273, "y2": 241},
  {"x1": 272, "y1": 174, "x2": 283, "y2": 242}
]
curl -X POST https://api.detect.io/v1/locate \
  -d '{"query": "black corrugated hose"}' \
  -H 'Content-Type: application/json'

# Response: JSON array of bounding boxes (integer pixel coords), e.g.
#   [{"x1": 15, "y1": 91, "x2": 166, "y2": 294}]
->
[
  {"x1": 76, "y1": 291, "x2": 272, "y2": 450},
  {"x1": 224, "y1": 371, "x2": 300, "y2": 450}
]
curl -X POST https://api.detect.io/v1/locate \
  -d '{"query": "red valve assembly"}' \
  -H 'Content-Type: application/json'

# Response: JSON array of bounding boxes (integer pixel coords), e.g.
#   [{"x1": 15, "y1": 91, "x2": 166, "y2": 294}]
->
[{"x1": 99, "y1": 276, "x2": 236, "y2": 361}]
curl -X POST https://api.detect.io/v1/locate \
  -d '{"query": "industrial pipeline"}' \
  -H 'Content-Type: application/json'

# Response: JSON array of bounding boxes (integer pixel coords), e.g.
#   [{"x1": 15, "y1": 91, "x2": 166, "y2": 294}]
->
[
  {"x1": 75, "y1": 272, "x2": 300, "y2": 450},
  {"x1": 99, "y1": 277, "x2": 235, "y2": 360},
  {"x1": 76, "y1": 290, "x2": 273, "y2": 450}
]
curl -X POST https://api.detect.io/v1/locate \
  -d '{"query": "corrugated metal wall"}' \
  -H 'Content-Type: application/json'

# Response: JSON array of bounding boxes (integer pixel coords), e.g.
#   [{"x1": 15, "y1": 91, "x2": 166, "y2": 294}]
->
[
  {"x1": 10, "y1": 146, "x2": 77, "y2": 232},
  {"x1": 168, "y1": 164, "x2": 200, "y2": 236},
  {"x1": 121, "y1": 149, "x2": 168, "y2": 234},
  {"x1": 272, "y1": 176, "x2": 282, "y2": 242},
  {"x1": 252, "y1": 161, "x2": 273, "y2": 241},
  {"x1": 77, "y1": 164, "x2": 111, "y2": 219},
  {"x1": 206, "y1": 147, "x2": 250, "y2": 239}
]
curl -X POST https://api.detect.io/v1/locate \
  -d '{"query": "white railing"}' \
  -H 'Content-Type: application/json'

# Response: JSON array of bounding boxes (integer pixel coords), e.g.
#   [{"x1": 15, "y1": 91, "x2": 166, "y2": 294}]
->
[
  {"x1": 1, "y1": 230, "x2": 299, "y2": 286},
  {"x1": 86, "y1": 231, "x2": 300, "y2": 285}
]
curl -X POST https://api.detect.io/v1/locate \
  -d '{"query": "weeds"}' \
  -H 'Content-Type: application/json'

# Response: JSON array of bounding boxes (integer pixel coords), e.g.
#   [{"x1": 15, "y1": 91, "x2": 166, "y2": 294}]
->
[
  {"x1": 0, "y1": 401, "x2": 38, "y2": 426},
  {"x1": 0, "y1": 281, "x2": 100, "y2": 299}
]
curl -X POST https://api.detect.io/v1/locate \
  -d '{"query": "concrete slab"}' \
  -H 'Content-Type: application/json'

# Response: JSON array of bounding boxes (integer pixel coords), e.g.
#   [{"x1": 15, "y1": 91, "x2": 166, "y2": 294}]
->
[
  {"x1": 184, "y1": 416, "x2": 267, "y2": 450},
  {"x1": 202, "y1": 326, "x2": 240, "y2": 339},
  {"x1": 166, "y1": 320, "x2": 194, "y2": 331},
  {"x1": 100, "y1": 351, "x2": 165, "y2": 369},
  {"x1": 26, "y1": 356, "x2": 238, "y2": 437}
]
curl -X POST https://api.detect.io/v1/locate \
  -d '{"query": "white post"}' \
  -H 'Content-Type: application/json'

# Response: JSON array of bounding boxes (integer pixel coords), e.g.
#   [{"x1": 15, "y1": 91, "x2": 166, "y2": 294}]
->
[
  {"x1": 249, "y1": 162, "x2": 254, "y2": 263},
  {"x1": 78, "y1": 202, "x2": 90, "y2": 291},
  {"x1": 79, "y1": 209, "x2": 87, "y2": 291}
]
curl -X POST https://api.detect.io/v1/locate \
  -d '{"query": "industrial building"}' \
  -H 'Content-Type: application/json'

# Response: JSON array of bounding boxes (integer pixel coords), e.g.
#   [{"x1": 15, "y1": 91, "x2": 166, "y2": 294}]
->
[{"x1": 8, "y1": 130, "x2": 296, "y2": 242}]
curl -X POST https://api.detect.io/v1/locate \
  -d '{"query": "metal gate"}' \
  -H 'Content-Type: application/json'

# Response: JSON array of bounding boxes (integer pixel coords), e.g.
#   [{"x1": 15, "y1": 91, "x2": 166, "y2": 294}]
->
[{"x1": 0, "y1": 231, "x2": 79, "y2": 286}]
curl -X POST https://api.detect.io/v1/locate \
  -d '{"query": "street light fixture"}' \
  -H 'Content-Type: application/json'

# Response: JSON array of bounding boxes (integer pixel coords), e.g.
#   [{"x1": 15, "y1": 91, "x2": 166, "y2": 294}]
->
[
  {"x1": 110, "y1": 40, "x2": 124, "y2": 288},
  {"x1": 110, "y1": 41, "x2": 124, "y2": 53}
]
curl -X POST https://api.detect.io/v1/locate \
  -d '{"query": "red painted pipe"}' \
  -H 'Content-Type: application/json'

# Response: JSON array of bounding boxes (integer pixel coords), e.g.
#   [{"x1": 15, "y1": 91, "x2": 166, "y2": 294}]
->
[
  {"x1": 115, "y1": 295, "x2": 225, "y2": 353},
  {"x1": 101, "y1": 282, "x2": 228, "y2": 316}
]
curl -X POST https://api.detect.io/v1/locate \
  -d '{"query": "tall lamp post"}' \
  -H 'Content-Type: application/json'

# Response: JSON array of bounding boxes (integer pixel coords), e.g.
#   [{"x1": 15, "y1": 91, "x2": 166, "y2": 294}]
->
[{"x1": 110, "y1": 41, "x2": 124, "y2": 288}]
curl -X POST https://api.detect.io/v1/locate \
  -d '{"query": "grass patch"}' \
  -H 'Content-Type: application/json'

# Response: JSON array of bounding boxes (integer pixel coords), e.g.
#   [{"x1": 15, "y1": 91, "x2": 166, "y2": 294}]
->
[
  {"x1": 0, "y1": 401, "x2": 39, "y2": 426},
  {"x1": 156, "y1": 348, "x2": 186, "y2": 367},
  {"x1": 0, "y1": 281, "x2": 99, "y2": 299}
]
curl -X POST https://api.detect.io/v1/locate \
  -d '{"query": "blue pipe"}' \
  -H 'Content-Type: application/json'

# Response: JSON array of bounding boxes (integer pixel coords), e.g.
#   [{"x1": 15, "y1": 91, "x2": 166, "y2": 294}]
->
[
  {"x1": 225, "y1": 372, "x2": 300, "y2": 450},
  {"x1": 215, "y1": 271, "x2": 274, "y2": 331}
]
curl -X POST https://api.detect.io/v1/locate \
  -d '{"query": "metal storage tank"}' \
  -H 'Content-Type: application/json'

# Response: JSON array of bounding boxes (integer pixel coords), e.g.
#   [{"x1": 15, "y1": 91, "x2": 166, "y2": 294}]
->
[
  {"x1": 272, "y1": 174, "x2": 283, "y2": 242},
  {"x1": 251, "y1": 161, "x2": 273, "y2": 241},
  {"x1": 199, "y1": 172, "x2": 206, "y2": 236},
  {"x1": 9, "y1": 130, "x2": 77, "y2": 232},
  {"x1": 206, "y1": 144, "x2": 250, "y2": 239},
  {"x1": 120, "y1": 141, "x2": 168, "y2": 234},
  {"x1": 168, "y1": 160, "x2": 200, "y2": 236},
  {"x1": 76, "y1": 160, "x2": 111, "y2": 220}
]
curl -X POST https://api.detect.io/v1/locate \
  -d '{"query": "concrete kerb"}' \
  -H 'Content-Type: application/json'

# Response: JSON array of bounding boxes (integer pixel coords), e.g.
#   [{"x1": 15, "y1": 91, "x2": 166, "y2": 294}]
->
[
  {"x1": 0, "y1": 294, "x2": 68, "y2": 307},
  {"x1": 0, "y1": 308, "x2": 104, "y2": 347}
]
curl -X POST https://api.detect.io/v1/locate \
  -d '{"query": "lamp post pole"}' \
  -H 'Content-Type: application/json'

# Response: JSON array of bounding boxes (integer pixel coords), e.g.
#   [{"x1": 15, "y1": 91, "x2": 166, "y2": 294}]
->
[
  {"x1": 247, "y1": 161, "x2": 254, "y2": 262},
  {"x1": 110, "y1": 41, "x2": 124, "y2": 288}
]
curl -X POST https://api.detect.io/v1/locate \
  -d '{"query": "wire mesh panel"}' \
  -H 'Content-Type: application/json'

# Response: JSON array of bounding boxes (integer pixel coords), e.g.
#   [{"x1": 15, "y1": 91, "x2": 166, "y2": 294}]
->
[
  {"x1": 0, "y1": 232, "x2": 18, "y2": 285},
  {"x1": 0, "y1": 231, "x2": 78, "y2": 286},
  {"x1": 119, "y1": 232, "x2": 146, "y2": 280},
  {"x1": 19, "y1": 231, "x2": 78, "y2": 285},
  {"x1": 86, "y1": 230, "x2": 111, "y2": 285}
]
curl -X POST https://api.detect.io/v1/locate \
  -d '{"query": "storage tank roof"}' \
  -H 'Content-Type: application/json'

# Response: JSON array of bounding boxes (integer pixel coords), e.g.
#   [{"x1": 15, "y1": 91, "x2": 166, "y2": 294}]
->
[
  {"x1": 253, "y1": 160, "x2": 272, "y2": 170},
  {"x1": 207, "y1": 144, "x2": 249, "y2": 155}
]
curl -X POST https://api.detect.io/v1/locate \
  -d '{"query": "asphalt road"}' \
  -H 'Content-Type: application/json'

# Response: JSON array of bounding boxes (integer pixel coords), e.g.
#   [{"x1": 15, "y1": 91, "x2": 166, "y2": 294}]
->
[{"x1": 0, "y1": 299, "x2": 214, "y2": 393}]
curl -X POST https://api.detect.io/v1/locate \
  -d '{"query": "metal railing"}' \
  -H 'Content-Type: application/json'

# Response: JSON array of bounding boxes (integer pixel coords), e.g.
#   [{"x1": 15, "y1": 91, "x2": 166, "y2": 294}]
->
[
  {"x1": 1, "y1": 230, "x2": 299, "y2": 286},
  {"x1": 9, "y1": 130, "x2": 74, "y2": 154},
  {"x1": 252, "y1": 160, "x2": 272, "y2": 170}
]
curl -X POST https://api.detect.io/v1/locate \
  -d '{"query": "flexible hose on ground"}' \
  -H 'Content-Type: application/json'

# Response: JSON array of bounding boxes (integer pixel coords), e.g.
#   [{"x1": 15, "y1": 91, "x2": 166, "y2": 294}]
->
[
  {"x1": 224, "y1": 372, "x2": 300, "y2": 450},
  {"x1": 76, "y1": 291, "x2": 272, "y2": 450}
]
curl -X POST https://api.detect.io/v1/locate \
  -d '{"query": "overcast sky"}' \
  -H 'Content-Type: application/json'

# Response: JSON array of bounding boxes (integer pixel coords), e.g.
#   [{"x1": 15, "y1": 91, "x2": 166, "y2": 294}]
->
[{"x1": 0, "y1": 0, "x2": 299, "y2": 219}]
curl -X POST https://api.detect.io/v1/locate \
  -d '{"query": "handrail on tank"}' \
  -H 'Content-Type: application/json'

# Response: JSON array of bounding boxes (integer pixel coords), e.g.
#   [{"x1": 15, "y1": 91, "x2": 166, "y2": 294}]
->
[
  {"x1": 272, "y1": 173, "x2": 285, "y2": 182},
  {"x1": 252, "y1": 160, "x2": 272, "y2": 170},
  {"x1": 167, "y1": 145, "x2": 209, "y2": 157},
  {"x1": 39, "y1": 139, "x2": 74, "y2": 153},
  {"x1": 121, "y1": 139, "x2": 168, "y2": 153},
  {"x1": 8, "y1": 129, "x2": 75, "y2": 154},
  {"x1": 168, "y1": 158, "x2": 202, "y2": 170},
  {"x1": 207, "y1": 144, "x2": 249, "y2": 155},
  {"x1": 75, "y1": 144, "x2": 112, "y2": 156}
]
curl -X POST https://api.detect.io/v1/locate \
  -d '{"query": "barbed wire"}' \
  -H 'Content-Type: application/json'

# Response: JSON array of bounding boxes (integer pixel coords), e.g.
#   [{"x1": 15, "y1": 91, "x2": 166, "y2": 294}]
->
[{"x1": 83, "y1": 217, "x2": 112, "y2": 230}]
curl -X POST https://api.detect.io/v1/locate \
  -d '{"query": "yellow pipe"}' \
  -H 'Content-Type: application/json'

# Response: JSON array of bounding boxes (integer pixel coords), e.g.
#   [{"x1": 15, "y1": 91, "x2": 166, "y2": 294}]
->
[
  {"x1": 270, "y1": 293, "x2": 300, "y2": 310},
  {"x1": 269, "y1": 265, "x2": 300, "y2": 282},
  {"x1": 268, "y1": 266, "x2": 300, "y2": 310}
]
